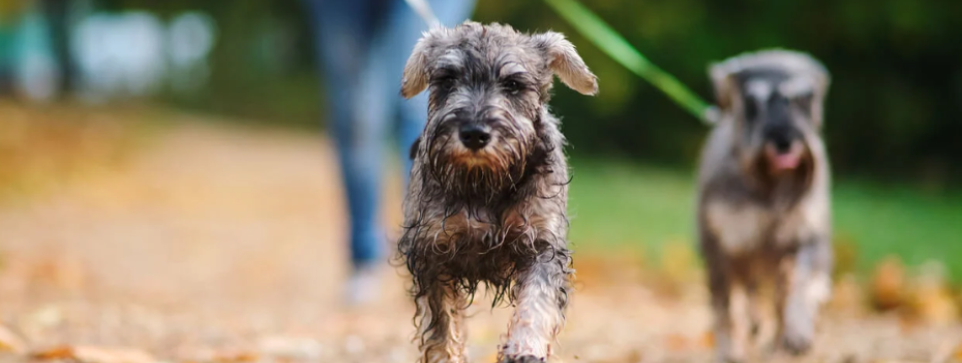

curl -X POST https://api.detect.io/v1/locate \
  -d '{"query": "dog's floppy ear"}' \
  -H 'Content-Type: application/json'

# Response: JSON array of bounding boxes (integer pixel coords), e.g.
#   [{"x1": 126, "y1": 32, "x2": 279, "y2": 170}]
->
[
  {"x1": 709, "y1": 64, "x2": 739, "y2": 112},
  {"x1": 401, "y1": 30, "x2": 445, "y2": 99},
  {"x1": 533, "y1": 32, "x2": 598, "y2": 96},
  {"x1": 408, "y1": 136, "x2": 421, "y2": 160},
  {"x1": 809, "y1": 69, "x2": 831, "y2": 128}
]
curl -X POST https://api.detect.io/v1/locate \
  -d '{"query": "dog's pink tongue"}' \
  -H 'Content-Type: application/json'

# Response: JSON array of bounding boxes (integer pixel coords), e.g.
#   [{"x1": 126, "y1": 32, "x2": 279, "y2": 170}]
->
[
  {"x1": 770, "y1": 147, "x2": 802, "y2": 170},
  {"x1": 773, "y1": 153, "x2": 801, "y2": 170}
]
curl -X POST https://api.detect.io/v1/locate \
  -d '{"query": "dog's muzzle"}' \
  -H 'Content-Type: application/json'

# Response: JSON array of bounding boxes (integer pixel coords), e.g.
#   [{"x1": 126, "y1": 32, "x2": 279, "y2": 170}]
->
[
  {"x1": 458, "y1": 123, "x2": 492, "y2": 151},
  {"x1": 763, "y1": 124, "x2": 806, "y2": 171}
]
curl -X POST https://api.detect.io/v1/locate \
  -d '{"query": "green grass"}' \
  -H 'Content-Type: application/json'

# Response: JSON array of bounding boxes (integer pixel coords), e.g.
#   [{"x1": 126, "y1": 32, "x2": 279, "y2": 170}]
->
[{"x1": 567, "y1": 158, "x2": 962, "y2": 281}]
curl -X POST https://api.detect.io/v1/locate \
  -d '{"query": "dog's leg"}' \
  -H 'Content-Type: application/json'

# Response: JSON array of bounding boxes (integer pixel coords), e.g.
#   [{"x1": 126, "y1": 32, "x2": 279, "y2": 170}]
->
[
  {"x1": 500, "y1": 251, "x2": 571, "y2": 363},
  {"x1": 728, "y1": 282, "x2": 755, "y2": 360},
  {"x1": 745, "y1": 278, "x2": 764, "y2": 340},
  {"x1": 700, "y1": 232, "x2": 744, "y2": 363},
  {"x1": 775, "y1": 239, "x2": 832, "y2": 355},
  {"x1": 415, "y1": 282, "x2": 469, "y2": 363},
  {"x1": 708, "y1": 259, "x2": 742, "y2": 362},
  {"x1": 728, "y1": 272, "x2": 768, "y2": 361}
]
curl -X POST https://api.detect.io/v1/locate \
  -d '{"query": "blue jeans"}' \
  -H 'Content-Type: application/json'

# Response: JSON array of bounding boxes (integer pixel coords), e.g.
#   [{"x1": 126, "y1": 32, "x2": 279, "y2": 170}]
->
[{"x1": 305, "y1": 0, "x2": 475, "y2": 269}]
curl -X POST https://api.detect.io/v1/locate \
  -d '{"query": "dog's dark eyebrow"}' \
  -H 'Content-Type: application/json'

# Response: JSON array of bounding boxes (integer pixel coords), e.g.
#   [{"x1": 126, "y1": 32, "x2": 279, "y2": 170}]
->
[
  {"x1": 431, "y1": 63, "x2": 463, "y2": 80},
  {"x1": 435, "y1": 62, "x2": 464, "y2": 73},
  {"x1": 501, "y1": 72, "x2": 536, "y2": 87},
  {"x1": 433, "y1": 64, "x2": 460, "y2": 74}
]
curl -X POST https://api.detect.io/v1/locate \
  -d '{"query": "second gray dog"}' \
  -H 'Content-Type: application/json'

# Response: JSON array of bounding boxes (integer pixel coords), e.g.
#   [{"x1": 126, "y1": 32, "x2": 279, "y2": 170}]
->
[{"x1": 696, "y1": 50, "x2": 833, "y2": 362}]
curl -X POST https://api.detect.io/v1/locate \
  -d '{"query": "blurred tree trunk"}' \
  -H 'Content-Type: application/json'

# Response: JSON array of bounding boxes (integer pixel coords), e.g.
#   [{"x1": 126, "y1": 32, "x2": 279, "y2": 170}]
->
[{"x1": 39, "y1": 0, "x2": 74, "y2": 98}]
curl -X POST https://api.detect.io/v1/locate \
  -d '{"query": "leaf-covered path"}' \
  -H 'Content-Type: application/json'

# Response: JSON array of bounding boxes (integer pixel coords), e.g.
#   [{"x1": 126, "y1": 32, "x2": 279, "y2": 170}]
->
[{"x1": 0, "y1": 112, "x2": 959, "y2": 363}]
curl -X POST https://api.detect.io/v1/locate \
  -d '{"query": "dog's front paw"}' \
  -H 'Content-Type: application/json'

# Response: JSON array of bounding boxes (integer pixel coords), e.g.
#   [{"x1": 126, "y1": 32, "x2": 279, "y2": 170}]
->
[
  {"x1": 500, "y1": 355, "x2": 545, "y2": 363},
  {"x1": 714, "y1": 350, "x2": 745, "y2": 363},
  {"x1": 778, "y1": 330, "x2": 813, "y2": 355}
]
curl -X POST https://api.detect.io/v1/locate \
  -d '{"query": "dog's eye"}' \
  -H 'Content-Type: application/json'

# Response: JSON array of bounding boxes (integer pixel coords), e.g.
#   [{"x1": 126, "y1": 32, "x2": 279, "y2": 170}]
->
[
  {"x1": 792, "y1": 94, "x2": 813, "y2": 110},
  {"x1": 502, "y1": 80, "x2": 523, "y2": 95},
  {"x1": 744, "y1": 97, "x2": 759, "y2": 121},
  {"x1": 436, "y1": 76, "x2": 457, "y2": 91}
]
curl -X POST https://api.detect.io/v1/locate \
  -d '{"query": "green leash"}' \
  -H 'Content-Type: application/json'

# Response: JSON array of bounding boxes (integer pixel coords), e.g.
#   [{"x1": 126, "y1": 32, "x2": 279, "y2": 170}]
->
[{"x1": 543, "y1": 0, "x2": 717, "y2": 124}]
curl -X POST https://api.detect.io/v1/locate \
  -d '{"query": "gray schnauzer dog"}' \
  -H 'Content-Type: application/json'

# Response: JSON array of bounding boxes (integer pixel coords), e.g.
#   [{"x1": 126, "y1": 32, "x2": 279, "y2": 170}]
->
[
  {"x1": 696, "y1": 50, "x2": 833, "y2": 362},
  {"x1": 397, "y1": 21, "x2": 597, "y2": 363}
]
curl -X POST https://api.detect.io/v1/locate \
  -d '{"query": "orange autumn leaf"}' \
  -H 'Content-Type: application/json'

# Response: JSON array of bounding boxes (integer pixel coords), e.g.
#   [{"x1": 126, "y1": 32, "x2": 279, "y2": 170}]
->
[
  {"x1": 33, "y1": 345, "x2": 154, "y2": 363},
  {"x1": 209, "y1": 350, "x2": 259, "y2": 363},
  {"x1": 32, "y1": 346, "x2": 74, "y2": 360},
  {"x1": 700, "y1": 331, "x2": 715, "y2": 349},
  {"x1": 871, "y1": 256, "x2": 906, "y2": 311}
]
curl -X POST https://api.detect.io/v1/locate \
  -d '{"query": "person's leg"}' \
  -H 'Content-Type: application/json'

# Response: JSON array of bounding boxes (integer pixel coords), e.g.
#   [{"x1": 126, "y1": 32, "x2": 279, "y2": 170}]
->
[
  {"x1": 303, "y1": 0, "x2": 387, "y2": 274},
  {"x1": 365, "y1": 0, "x2": 476, "y2": 183}
]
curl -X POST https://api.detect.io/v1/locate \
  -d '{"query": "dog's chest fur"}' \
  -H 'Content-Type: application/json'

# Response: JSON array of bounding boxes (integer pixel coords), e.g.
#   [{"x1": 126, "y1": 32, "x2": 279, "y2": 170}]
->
[
  {"x1": 412, "y1": 181, "x2": 566, "y2": 272},
  {"x1": 400, "y1": 150, "x2": 569, "y2": 292},
  {"x1": 697, "y1": 121, "x2": 831, "y2": 256},
  {"x1": 703, "y1": 195, "x2": 825, "y2": 255}
]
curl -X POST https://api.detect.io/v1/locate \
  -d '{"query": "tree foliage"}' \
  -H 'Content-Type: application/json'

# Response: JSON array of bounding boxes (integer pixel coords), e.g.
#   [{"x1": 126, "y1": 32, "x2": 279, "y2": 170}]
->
[
  {"x1": 474, "y1": 0, "x2": 962, "y2": 185},
  {"x1": 119, "y1": 0, "x2": 962, "y2": 184}
]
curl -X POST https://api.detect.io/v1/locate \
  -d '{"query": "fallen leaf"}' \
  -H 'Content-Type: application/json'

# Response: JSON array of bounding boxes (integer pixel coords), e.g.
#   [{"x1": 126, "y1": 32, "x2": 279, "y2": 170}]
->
[
  {"x1": 909, "y1": 286, "x2": 959, "y2": 327},
  {"x1": 666, "y1": 334, "x2": 689, "y2": 352},
  {"x1": 700, "y1": 331, "x2": 715, "y2": 349},
  {"x1": 575, "y1": 249, "x2": 645, "y2": 289},
  {"x1": 210, "y1": 351, "x2": 258, "y2": 363},
  {"x1": 903, "y1": 261, "x2": 960, "y2": 327},
  {"x1": 33, "y1": 345, "x2": 155, "y2": 363},
  {"x1": 660, "y1": 239, "x2": 698, "y2": 284},
  {"x1": 929, "y1": 339, "x2": 962, "y2": 363},
  {"x1": 24, "y1": 304, "x2": 63, "y2": 328},
  {"x1": 0, "y1": 325, "x2": 26, "y2": 353},
  {"x1": 871, "y1": 256, "x2": 905, "y2": 311},
  {"x1": 832, "y1": 235, "x2": 859, "y2": 277},
  {"x1": 258, "y1": 335, "x2": 323, "y2": 360},
  {"x1": 182, "y1": 348, "x2": 259, "y2": 363},
  {"x1": 32, "y1": 346, "x2": 73, "y2": 360},
  {"x1": 829, "y1": 274, "x2": 865, "y2": 313},
  {"x1": 32, "y1": 255, "x2": 86, "y2": 291}
]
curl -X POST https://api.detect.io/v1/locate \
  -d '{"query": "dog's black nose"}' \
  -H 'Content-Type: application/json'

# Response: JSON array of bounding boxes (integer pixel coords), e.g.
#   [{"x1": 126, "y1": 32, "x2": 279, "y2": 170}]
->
[
  {"x1": 458, "y1": 124, "x2": 491, "y2": 151},
  {"x1": 772, "y1": 136, "x2": 793, "y2": 154},
  {"x1": 765, "y1": 124, "x2": 798, "y2": 154}
]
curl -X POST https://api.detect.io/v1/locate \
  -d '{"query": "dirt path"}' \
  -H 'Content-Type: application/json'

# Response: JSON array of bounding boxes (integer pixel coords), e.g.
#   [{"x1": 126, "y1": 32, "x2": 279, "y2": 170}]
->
[{"x1": 0, "y1": 114, "x2": 959, "y2": 363}]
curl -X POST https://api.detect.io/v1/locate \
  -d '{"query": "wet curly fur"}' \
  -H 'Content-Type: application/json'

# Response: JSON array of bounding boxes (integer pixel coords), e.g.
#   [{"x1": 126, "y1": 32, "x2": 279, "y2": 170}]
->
[
  {"x1": 403, "y1": 114, "x2": 563, "y2": 305},
  {"x1": 396, "y1": 22, "x2": 597, "y2": 363}
]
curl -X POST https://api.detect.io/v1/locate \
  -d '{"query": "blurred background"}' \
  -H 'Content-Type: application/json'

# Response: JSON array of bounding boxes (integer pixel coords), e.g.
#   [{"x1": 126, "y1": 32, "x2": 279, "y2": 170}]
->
[{"x1": 0, "y1": 0, "x2": 960, "y2": 362}]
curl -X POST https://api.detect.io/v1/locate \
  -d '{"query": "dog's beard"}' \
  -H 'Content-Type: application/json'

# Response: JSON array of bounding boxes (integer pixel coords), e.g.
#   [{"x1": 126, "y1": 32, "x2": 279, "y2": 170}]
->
[
  {"x1": 425, "y1": 134, "x2": 530, "y2": 204},
  {"x1": 742, "y1": 141, "x2": 816, "y2": 204}
]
